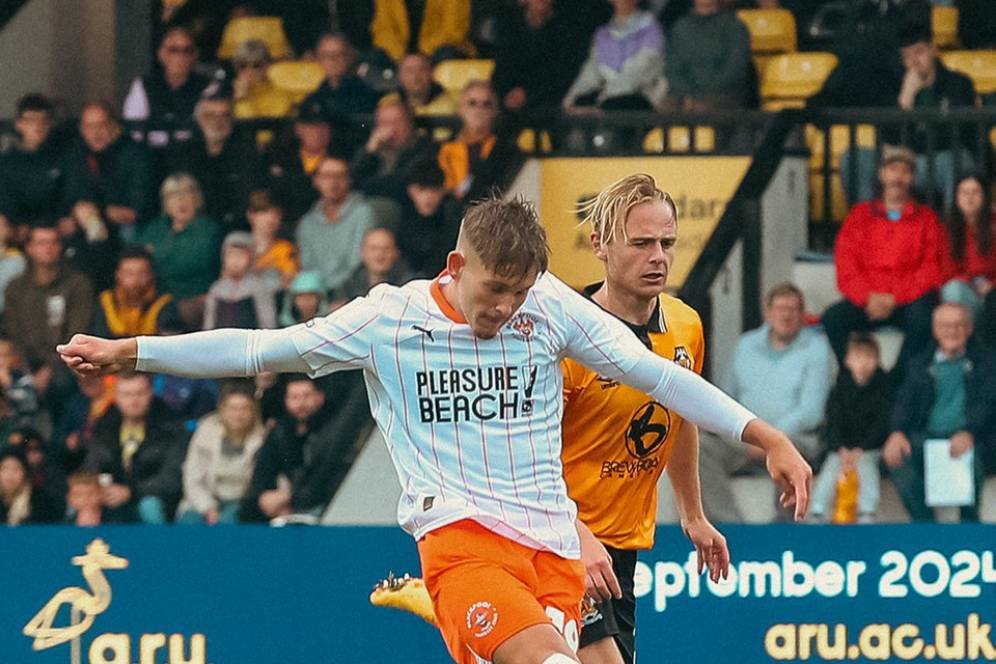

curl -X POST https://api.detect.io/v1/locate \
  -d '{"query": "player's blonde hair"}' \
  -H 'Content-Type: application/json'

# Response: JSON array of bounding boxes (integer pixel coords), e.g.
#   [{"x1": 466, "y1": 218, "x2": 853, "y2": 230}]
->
[{"x1": 578, "y1": 173, "x2": 677, "y2": 246}]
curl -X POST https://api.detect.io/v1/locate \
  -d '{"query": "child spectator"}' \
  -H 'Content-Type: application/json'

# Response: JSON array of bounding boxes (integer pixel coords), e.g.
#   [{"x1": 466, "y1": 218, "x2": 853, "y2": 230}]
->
[
  {"x1": 66, "y1": 471, "x2": 106, "y2": 526},
  {"x1": 0, "y1": 445, "x2": 58, "y2": 525},
  {"x1": 247, "y1": 191, "x2": 299, "y2": 289},
  {"x1": 203, "y1": 232, "x2": 277, "y2": 330},
  {"x1": 0, "y1": 337, "x2": 38, "y2": 428},
  {"x1": 278, "y1": 271, "x2": 328, "y2": 327},
  {"x1": 177, "y1": 381, "x2": 266, "y2": 525},
  {"x1": 811, "y1": 333, "x2": 894, "y2": 523}
]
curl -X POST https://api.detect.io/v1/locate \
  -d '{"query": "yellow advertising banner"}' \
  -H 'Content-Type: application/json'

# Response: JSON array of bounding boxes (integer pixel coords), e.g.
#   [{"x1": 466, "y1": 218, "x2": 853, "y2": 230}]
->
[{"x1": 538, "y1": 156, "x2": 750, "y2": 289}]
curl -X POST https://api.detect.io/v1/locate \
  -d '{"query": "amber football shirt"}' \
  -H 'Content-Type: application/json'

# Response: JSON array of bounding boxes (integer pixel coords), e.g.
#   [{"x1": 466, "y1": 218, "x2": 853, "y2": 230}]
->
[{"x1": 561, "y1": 284, "x2": 704, "y2": 550}]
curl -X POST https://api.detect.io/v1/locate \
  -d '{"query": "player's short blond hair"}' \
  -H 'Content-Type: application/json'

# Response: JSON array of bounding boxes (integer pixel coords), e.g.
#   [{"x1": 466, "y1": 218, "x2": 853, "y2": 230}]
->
[
  {"x1": 459, "y1": 195, "x2": 549, "y2": 278},
  {"x1": 578, "y1": 173, "x2": 677, "y2": 246}
]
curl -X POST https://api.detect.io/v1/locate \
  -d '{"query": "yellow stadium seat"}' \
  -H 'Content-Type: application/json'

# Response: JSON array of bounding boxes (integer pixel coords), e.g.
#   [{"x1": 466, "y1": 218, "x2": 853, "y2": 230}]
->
[
  {"x1": 643, "y1": 127, "x2": 716, "y2": 153},
  {"x1": 433, "y1": 59, "x2": 495, "y2": 96},
  {"x1": 217, "y1": 17, "x2": 291, "y2": 60},
  {"x1": 761, "y1": 52, "x2": 838, "y2": 110},
  {"x1": 932, "y1": 6, "x2": 959, "y2": 49},
  {"x1": 940, "y1": 50, "x2": 996, "y2": 95},
  {"x1": 806, "y1": 124, "x2": 876, "y2": 171},
  {"x1": 737, "y1": 9, "x2": 797, "y2": 54},
  {"x1": 267, "y1": 60, "x2": 325, "y2": 103},
  {"x1": 809, "y1": 173, "x2": 849, "y2": 223},
  {"x1": 517, "y1": 129, "x2": 553, "y2": 154}
]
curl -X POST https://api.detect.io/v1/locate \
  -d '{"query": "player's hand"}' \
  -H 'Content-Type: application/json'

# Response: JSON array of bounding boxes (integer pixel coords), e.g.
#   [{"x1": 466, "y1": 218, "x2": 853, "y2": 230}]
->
[
  {"x1": 766, "y1": 441, "x2": 812, "y2": 521},
  {"x1": 57, "y1": 335, "x2": 135, "y2": 377},
  {"x1": 682, "y1": 517, "x2": 730, "y2": 583},
  {"x1": 743, "y1": 420, "x2": 812, "y2": 521},
  {"x1": 882, "y1": 431, "x2": 912, "y2": 468},
  {"x1": 577, "y1": 521, "x2": 621, "y2": 602}
]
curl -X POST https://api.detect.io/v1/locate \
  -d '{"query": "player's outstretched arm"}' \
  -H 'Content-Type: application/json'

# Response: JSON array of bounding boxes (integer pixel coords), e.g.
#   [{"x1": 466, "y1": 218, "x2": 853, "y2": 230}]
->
[{"x1": 58, "y1": 328, "x2": 311, "y2": 379}]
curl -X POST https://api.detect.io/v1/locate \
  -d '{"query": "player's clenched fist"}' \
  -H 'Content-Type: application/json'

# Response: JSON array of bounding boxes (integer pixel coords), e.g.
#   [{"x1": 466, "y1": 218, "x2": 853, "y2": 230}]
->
[{"x1": 57, "y1": 334, "x2": 136, "y2": 377}]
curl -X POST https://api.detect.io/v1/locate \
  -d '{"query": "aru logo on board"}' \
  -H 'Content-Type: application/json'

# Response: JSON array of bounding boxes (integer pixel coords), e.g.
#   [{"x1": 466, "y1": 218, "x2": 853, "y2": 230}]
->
[{"x1": 22, "y1": 539, "x2": 207, "y2": 664}]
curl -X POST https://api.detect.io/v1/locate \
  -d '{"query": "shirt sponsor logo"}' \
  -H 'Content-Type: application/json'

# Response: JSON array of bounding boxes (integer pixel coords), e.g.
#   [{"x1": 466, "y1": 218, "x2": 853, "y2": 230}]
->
[
  {"x1": 598, "y1": 402, "x2": 672, "y2": 480},
  {"x1": 415, "y1": 365, "x2": 538, "y2": 423}
]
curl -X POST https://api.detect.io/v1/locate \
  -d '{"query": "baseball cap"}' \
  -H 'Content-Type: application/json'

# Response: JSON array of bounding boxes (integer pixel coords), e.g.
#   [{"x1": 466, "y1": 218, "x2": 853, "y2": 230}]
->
[{"x1": 880, "y1": 145, "x2": 917, "y2": 169}]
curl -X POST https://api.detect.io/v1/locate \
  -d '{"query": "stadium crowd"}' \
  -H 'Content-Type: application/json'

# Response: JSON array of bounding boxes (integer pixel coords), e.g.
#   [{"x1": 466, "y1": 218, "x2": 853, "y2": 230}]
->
[{"x1": 1, "y1": 0, "x2": 995, "y2": 526}]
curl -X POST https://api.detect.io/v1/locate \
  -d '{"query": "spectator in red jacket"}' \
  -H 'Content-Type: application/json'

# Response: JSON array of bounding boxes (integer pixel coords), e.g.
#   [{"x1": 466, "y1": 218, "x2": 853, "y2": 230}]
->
[
  {"x1": 821, "y1": 146, "x2": 945, "y2": 376},
  {"x1": 941, "y1": 174, "x2": 996, "y2": 323}
]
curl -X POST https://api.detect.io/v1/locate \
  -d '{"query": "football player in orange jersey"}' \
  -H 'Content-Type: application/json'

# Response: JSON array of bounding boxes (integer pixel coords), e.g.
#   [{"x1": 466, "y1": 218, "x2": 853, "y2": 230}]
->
[{"x1": 562, "y1": 174, "x2": 805, "y2": 663}]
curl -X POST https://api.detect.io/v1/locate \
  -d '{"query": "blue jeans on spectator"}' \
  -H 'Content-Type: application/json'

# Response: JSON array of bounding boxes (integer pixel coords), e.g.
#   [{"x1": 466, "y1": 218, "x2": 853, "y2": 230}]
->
[
  {"x1": 840, "y1": 147, "x2": 975, "y2": 210},
  {"x1": 810, "y1": 450, "x2": 882, "y2": 521},
  {"x1": 177, "y1": 501, "x2": 241, "y2": 525},
  {"x1": 821, "y1": 292, "x2": 937, "y2": 376}
]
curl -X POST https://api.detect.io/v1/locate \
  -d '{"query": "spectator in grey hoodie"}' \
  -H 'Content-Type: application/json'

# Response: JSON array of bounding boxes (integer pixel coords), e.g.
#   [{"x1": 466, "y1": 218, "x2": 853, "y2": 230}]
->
[{"x1": 203, "y1": 232, "x2": 277, "y2": 330}]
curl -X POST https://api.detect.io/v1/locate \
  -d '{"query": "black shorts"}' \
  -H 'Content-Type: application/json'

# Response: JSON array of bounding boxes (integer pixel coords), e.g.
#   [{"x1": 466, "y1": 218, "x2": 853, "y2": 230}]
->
[{"x1": 579, "y1": 545, "x2": 637, "y2": 664}]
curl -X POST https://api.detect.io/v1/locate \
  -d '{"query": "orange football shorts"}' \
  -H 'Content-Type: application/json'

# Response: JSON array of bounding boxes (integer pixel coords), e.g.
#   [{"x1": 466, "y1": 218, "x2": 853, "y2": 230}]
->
[{"x1": 417, "y1": 519, "x2": 585, "y2": 663}]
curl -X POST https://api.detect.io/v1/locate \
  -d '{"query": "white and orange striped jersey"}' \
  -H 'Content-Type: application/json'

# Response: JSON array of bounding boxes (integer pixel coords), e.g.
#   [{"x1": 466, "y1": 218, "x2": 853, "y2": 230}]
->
[{"x1": 286, "y1": 272, "x2": 663, "y2": 558}]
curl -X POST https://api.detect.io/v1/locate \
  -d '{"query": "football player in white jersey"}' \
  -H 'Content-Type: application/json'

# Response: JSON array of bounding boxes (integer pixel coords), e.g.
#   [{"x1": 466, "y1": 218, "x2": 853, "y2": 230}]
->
[{"x1": 58, "y1": 196, "x2": 811, "y2": 664}]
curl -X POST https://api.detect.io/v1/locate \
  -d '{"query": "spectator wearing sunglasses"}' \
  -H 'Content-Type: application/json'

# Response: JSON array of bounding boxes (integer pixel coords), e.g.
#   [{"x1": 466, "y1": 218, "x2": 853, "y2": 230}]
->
[
  {"x1": 437, "y1": 81, "x2": 520, "y2": 203},
  {"x1": 232, "y1": 40, "x2": 294, "y2": 120},
  {"x1": 122, "y1": 27, "x2": 210, "y2": 177}
]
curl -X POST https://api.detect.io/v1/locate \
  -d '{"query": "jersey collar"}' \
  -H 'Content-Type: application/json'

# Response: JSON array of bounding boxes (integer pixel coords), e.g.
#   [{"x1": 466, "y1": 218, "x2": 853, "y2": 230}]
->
[
  {"x1": 582, "y1": 282, "x2": 666, "y2": 349},
  {"x1": 430, "y1": 271, "x2": 468, "y2": 324}
]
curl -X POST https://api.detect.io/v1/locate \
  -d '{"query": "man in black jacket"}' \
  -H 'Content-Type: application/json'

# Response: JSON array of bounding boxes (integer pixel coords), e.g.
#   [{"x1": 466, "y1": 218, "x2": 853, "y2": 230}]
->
[
  {"x1": 83, "y1": 371, "x2": 188, "y2": 523},
  {"x1": 121, "y1": 27, "x2": 209, "y2": 179},
  {"x1": 883, "y1": 303, "x2": 995, "y2": 522},
  {"x1": 351, "y1": 96, "x2": 436, "y2": 204},
  {"x1": 169, "y1": 85, "x2": 258, "y2": 231},
  {"x1": 241, "y1": 374, "x2": 370, "y2": 522},
  {"x1": 491, "y1": 0, "x2": 586, "y2": 116},
  {"x1": 61, "y1": 101, "x2": 153, "y2": 238},
  {"x1": 0, "y1": 94, "x2": 66, "y2": 233}
]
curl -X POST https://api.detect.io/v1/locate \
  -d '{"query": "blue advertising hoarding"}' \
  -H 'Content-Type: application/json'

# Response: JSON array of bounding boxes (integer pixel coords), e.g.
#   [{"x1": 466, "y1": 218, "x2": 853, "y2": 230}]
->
[{"x1": 1, "y1": 525, "x2": 993, "y2": 663}]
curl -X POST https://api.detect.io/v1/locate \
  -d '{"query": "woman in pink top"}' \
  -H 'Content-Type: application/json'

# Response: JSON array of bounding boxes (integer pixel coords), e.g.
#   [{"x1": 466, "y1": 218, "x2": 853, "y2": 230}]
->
[{"x1": 941, "y1": 173, "x2": 996, "y2": 334}]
